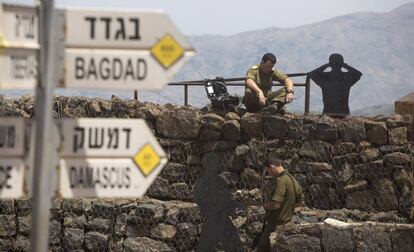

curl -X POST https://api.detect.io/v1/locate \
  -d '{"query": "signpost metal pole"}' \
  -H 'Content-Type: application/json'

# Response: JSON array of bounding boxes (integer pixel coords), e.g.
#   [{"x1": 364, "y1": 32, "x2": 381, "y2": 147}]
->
[{"x1": 31, "y1": 0, "x2": 55, "y2": 251}]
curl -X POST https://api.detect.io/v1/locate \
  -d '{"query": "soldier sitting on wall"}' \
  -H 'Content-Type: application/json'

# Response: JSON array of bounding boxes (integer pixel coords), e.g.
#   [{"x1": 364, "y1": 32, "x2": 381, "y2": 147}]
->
[{"x1": 243, "y1": 53, "x2": 295, "y2": 113}]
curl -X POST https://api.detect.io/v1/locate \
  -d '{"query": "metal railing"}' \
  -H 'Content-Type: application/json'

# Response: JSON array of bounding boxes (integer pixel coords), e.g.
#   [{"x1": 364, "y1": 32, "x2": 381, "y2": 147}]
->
[{"x1": 134, "y1": 73, "x2": 311, "y2": 114}]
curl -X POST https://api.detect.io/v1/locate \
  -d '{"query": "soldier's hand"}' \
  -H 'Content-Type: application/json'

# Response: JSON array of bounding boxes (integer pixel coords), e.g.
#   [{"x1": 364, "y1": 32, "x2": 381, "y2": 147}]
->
[
  {"x1": 294, "y1": 206, "x2": 304, "y2": 213},
  {"x1": 257, "y1": 91, "x2": 266, "y2": 106},
  {"x1": 286, "y1": 93, "x2": 294, "y2": 103}
]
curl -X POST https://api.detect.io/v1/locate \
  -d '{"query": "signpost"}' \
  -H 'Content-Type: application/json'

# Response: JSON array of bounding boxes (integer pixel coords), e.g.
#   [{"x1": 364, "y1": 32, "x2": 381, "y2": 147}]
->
[
  {"x1": 53, "y1": 7, "x2": 193, "y2": 198},
  {"x1": 0, "y1": 118, "x2": 26, "y2": 198},
  {"x1": 0, "y1": 5, "x2": 195, "y2": 90},
  {"x1": 0, "y1": 3, "x2": 38, "y2": 89},
  {"x1": 59, "y1": 118, "x2": 167, "y2": 198},
  {"x1": 56, "y1": 8, "x2": 195, "y2": 90},
  {"x1": 0, "y1": 2, "x2": 192, "y2": 251},
  {"x1": 31, "y1": 1, "x2": 58, "y2": 251}
]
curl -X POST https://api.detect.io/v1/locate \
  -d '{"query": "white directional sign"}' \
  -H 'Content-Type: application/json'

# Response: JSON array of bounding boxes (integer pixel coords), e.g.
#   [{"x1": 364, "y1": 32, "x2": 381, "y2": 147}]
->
[
  {"x1": 0, "y1": 118, "x2": 26, "y2": 198},
  {"x1": 64, "y1": 9, "x2": 193, "y2": 50},
  {"x1": 0, "y1": 3, "x2": 38, "y2": 48},
  {"x1": 1, "y1": 5, "x2": 194, "y2": 90},
  {"x1": 59, "y1": 118, "x2": 167, "y2": 198},
  {"x1": 0, "y1": 48, "x2": 37, "y2": 88},
  {"x1": 0, "y1": 4, "x2": 38, "y2": 89},
  {"x1": 0, "y1": 159, "x2": 25, "y2": 198},
  {"x1": 0, "y1": 118, "x2": 25, "y2": 157},
  {"x1": 60, "y1": 158, "x2": 164, "y2": 198},
  {"x1": 57, "y1": 8, "x2": 194, "y2": 90},
  {"x1": 61, "y1": 118, "x2": 165, "y2": 157},
  {"x1": 64, "y1": 48, "x2": 189, "y2": 90}
]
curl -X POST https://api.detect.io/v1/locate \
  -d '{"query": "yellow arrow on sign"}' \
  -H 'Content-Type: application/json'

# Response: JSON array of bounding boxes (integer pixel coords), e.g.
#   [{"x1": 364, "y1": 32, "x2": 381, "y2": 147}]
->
[
  {"x1": 151, "y1": 33, "x2": 184, "y2": 69},
  {"x1": 133, "y1": 143, "x2": 161, "y2": 177}
]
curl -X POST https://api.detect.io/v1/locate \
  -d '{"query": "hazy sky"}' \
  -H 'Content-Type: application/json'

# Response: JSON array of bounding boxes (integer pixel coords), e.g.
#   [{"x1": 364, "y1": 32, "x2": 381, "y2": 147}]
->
[{"x1": 5, "y1": 0, "x2": 414, "y2": 35}]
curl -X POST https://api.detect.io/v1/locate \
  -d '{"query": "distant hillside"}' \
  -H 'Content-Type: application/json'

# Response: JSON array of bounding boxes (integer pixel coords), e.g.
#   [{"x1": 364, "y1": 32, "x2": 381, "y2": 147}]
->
[
  {"x1": 352, "y1": 104, "x2": 395, "y2": 116},
  {"x1": 175, "y1": 3, "x2": 414, "y2": 112}
]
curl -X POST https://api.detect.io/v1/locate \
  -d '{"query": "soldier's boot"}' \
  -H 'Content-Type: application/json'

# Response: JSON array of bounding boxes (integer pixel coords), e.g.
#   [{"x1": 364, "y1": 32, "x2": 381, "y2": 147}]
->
[
  {"x1": 276, "y1": 101, "x2": 286, "y2": 114},
  {"x1": 262, "y1": 101, "x2": 285, "y2": 114}
]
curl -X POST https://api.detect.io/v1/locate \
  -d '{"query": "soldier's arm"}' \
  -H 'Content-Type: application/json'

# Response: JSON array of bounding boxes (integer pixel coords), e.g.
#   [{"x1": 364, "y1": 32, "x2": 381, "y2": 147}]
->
[
  {"x1": 245, "y1": 78, "x2": 266, "y2": 106},
  {"x1": 294, "y1": 200, "x2": 305, "y2": 208},
  {"x1": 294, "y1": 203, "x2": 305, "y2": 213},
  {"x1": 264, "y1": 200, "x2": 282, "y2": 210},
  {"x1": 294, "y1": 179, "x2": 305, "y2": 205},
  {"x1": 283, "y1": 78, "x2": 294, "y2": 91},
  {"x1": 245, "y1": 78, "x2": 263, "y2": 95},
  {"x1": 274, "y1": 69, "x2": 294, "y2": 103},
  {"x1": 283, "y1": 78, "x2": 294, "y2": 103},
  {"x1": 245, "y1": 67, "x2": 262, "y2": 94},
  {"x1": 264, "y1": 180, "x2": 286, "y2": 210},
  {"x1": 294, "y1": 185, "x2": 305, "y2": 212}
]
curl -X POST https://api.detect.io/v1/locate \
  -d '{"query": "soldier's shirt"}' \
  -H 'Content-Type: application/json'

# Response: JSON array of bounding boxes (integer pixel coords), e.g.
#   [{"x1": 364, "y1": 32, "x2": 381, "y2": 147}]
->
[
  {"x1": 245, "y1": 64, "x2": 288, "y2": 95},
  {"x1": 266, "y1": 170, "x2": 304, "y2": 225}
]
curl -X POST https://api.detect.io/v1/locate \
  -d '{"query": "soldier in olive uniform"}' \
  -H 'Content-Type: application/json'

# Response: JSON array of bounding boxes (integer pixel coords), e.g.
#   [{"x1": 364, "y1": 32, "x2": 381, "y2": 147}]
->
[
  {"x1": 256, "y1": 158, "x2": 305, "y2": 252},
  {"x1": 243, "y1": 53, "x2": 295, "y2": 112}
]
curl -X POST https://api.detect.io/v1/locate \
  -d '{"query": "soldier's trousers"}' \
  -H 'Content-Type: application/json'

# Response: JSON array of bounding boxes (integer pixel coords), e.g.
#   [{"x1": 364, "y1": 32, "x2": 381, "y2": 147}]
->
[
  {"x1": 255, "y1": 220, "x2": 278, "y2": 252},
  {"x1": 255, "y1": 220, "x2": 293, "y2": 252},
  {"x1": 243, "y1": 88, "x2": 287, "y2": 112}
]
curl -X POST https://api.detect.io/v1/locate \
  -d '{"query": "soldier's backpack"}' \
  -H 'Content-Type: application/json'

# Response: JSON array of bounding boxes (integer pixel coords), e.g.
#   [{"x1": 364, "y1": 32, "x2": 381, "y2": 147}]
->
[{"x1": 204, "y1": 77, "x2": 240, "y2": 109}]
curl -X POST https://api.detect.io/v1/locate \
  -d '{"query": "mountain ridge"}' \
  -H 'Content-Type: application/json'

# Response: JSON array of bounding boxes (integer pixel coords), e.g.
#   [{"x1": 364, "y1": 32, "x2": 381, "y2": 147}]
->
[
  {"x1": 176, "y1": 3, "x2": 414, "y2": 112},
  {"x1": 189, "y1": 2, "x2": 414, "y2": 37}
]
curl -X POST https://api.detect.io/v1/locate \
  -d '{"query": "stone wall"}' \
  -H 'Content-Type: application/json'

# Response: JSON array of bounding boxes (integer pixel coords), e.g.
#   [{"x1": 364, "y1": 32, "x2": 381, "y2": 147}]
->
[
  {"x1": 0, "y1": 199, "x2": 411, "y2": 251},
  {"x1": 139, "y1": 97, "x2": 413, "y2": 218},
  {"x1": 270, "y1": 222, "x2": 414, "y2": 252},
  {"x1": 0, "y1": 198, "x2": 202, "y2": 251},
  {"x1": 1, "y1": 95, "x2": 414, "y2": 251}
]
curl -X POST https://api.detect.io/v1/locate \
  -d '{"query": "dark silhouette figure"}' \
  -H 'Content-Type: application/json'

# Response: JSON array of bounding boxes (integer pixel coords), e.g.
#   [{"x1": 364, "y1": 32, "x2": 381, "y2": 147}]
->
[
  {"x1": 193, "y1": 153, "x2": 243, "y2": 252},
  {"x1": 308, "y1": 53, "x2": 362, "y2": 116}
]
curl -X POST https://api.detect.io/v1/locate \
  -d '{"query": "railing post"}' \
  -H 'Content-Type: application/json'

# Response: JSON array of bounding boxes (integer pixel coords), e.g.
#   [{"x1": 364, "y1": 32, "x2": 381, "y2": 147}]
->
[
  {"x1": 305, "y1": 75, "x2": 310, "y2": 114},
  {"x1": 184, "y1": 84, "x2": 188, "y2": 106}
]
